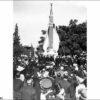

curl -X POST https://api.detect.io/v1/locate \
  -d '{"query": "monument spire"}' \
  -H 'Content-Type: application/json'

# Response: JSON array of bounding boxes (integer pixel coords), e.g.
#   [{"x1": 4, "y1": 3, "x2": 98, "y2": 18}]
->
[
  {"x1": 50, "y1": 3, "x2": 53, "y2": 16},
  {"x1": 49, "y1": 3, "x2": 53, "y2": 26},
  {"x1": 43, "y1": 3, "x2": 60, "y2": 56},
  {"x1": 48, "y1": 3, "x2": 54, "y2": 50}
]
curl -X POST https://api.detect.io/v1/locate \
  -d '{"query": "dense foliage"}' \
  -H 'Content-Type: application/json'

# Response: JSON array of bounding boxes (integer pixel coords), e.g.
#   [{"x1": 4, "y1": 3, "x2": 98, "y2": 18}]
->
[
  {"x1": 13, "y1": 24, "x2": 23, "y2": 58},
  {"x1": 57, "y1": 19, "x2": 87, "y2": 56},
  {"x1": 36, "y1": 30, "x2": 46, "y2": 53}
]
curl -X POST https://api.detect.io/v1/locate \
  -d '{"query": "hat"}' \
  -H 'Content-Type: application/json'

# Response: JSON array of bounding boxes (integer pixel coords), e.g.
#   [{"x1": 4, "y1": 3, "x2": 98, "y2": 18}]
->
[
  {"x1": 27, "y1": 78, "x2": 33, "y2": 84},
  {"x1": 17, "y1": 65, "x2": 25, "y2": 72},
  {"x1": 76, "y1": 75, "x2": 84, "y2": 83},
  {"x1": 60, "y1": 66, "x2": 64, "y2": 70}
]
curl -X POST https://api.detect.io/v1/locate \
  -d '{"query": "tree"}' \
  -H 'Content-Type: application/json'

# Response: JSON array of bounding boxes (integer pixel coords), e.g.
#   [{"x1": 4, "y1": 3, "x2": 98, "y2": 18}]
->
[
  {"x1": 13, "y1": 24, "x2": 20, "y2": 46},
  {"x1": 36, "y1": 30, "x2": 46, "y2": 54},
  {"x1": 69, "y1": 19, "x2": 78, "y2": 27},
  {"x1": 57, "y1": 19, "x2": 87, "y2": 56},
  {"x1": 13, "y1": 24, "x2": 24, "y2": 57}
]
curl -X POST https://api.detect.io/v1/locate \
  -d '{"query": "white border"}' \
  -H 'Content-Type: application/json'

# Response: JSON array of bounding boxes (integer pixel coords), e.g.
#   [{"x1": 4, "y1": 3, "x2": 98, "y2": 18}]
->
[
  {"x1": 0, "y1": 1, "x2": 100, "y2": 99},
  {"x1": 0, "y1": 1, "x2": 13, "y2": 99}
]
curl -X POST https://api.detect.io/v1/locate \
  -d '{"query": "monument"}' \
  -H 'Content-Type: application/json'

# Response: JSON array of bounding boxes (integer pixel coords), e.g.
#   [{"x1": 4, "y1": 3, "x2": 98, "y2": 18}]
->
[{"x1": 43, "y1": 3, "x2": 60, "y2": 56}]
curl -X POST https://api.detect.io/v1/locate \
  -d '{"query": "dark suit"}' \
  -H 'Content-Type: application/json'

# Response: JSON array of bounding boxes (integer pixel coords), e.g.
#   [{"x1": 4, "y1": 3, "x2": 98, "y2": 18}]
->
[
  {"x1": 55, "y1": 78, "x2": 75, "y2": 100},
  {"x1": 13, "y1": 78, "x2": 23, "y2": 100},
  {"x1": 20, "y1": 84, "x2": 37, "y2": 100}
]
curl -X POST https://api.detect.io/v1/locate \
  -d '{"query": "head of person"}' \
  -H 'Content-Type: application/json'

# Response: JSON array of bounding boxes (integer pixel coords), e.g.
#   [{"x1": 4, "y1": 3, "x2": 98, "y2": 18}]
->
[
  {"x1": 60, "y1": 66, "x2": 64, "y2": 70},
  {"x1": 25, "y1": 73, "x2": 31, "y2": 80},
  {"x1": 76, "y1": 75, "x2": 84, "y2": 85},
  {"x1": 15, "y1": 72, "x2": 20, "y2": 79},
  {"x1": 57, "y1": 73, "x2": 61, "y2": 78},
  {"x1": 41, "y1": 88, "x2": 48, "y2": 94},
  {"x1": 54, "y1": 83, "x2": 61, "y2": 95},
  {"x1": 63, "y1": 71, "x2": 68, "y2": 78},
  {"x1": 27, "y1": 78, "x2": 33, "y2": 85}
]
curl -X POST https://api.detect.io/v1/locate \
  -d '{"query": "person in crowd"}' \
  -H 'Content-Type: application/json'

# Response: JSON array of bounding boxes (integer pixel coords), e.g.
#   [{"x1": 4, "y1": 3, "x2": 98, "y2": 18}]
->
[
  {"x1": 42, "y1": 69, "x2": 49, "y2": 77},
  {"x1": 49, "y1": 68, "x2": 55, "y2": 78},
  {"x1": 33, "y1": 76, "x2": 41, "y2": 100},
  {"x1": 13, "y1": 72, "x2": 23, "y2": 100},
  {"x1": 56, "y1": 88, "x2": 65, "y2": 100},
  {"x1": 41, "y1": 88, "x2": 53, "y2": 100},
  {"x1": 54, "y1": 75, "x2": 73, "y2": 100},
  {"x1": 20, "y1": 78, "x2": 37, "y2": 100},
  {"x1": 14, "y1": 72, "x2": 24, "y2": 91},
  {"x1": 75, "y1": 76, "x2": 87, "y2": 100},
  {"x1": 73, "y1": 63, "x2": 79, "y2": 71}
]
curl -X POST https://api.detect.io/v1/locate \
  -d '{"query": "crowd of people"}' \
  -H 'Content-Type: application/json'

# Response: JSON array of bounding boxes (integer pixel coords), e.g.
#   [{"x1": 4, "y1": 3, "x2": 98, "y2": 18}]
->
[{"x1": 13, "y1": 51, "x2": 87, "y2": 100}]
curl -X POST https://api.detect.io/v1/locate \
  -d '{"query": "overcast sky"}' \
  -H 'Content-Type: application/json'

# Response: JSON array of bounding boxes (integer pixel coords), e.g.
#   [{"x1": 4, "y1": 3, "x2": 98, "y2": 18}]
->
[{"x1": 13, "y1": 1, "x2": 87, "y2": 48}]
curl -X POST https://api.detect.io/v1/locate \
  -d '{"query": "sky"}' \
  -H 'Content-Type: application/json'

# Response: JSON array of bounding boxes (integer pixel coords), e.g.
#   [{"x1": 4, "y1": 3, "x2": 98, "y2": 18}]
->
[{"x1": 13, "y1": 1, "x2": 87, "y2": 48}]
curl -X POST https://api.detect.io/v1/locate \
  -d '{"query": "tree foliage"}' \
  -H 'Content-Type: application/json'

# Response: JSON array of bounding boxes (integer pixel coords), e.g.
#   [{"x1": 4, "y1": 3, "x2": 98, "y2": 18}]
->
[
  {"x1": 57, "y1": 19, "x2": 87, "y2": 56},
  {"x1": 36, "y1": 30, "x2": 46, "y2": 53},
  {"x1": 13, "y1": 24, "x2": 24, "y2": 58}
]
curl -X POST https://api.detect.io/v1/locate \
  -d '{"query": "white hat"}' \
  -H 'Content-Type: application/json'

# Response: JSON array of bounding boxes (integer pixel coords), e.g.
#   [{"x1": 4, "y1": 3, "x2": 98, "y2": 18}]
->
[
  {"x1": 20, "y1": 74, "x2": 25, "y2": 82},
  {"x1": 43, "y1": 68, "x2": 45, "y2": 71},
  {"x1": 17, "y1": 65, "x2": 25, "y2": 72},
  {"x1": 27, "y1": 79, "x2": 33, "y2": 84},
  {"x1": 76, "y1": 75, "x2": 84, "y2": 83},
  {"x1": 60, "y1": 66, "x2": 64, "y2": 70},
  {"x1": 71, "y1": 74, "x2": 73, "y2": 77},
  {"x1": 46, "y1": 65, "x2": 51, "y2": 69},
  {"x1": 64, "y1": 71, "x2": 68, "y2": 76}
]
